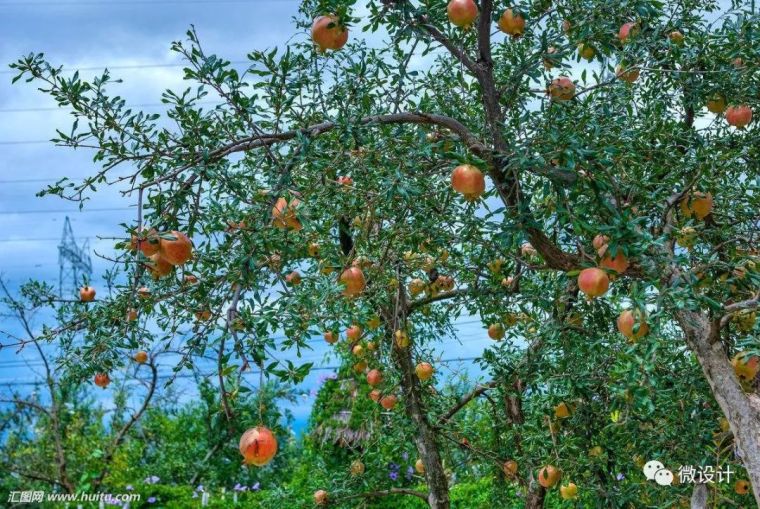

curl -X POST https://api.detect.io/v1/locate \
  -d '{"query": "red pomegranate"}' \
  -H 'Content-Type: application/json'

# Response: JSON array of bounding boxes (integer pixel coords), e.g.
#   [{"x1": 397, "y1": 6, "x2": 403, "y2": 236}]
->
[
  {"x1": 577, "y1": 268, "x2": 609, "y2": 298},
  {"x1": 94, "y1": 373, "x2": 110, "y2": 388},
  {"x1": 447, "y1": 0, "x2": 478, "y2": 28},
  {"x1": 618, "y1": 22, "x2": 638, "y2": 43},
  {"x1": 366, "y1": 369, "x2": 383, "y2": 386},
  {"x1": 617, "y1": 310, "x2": 650, "y2": 340},
  {"x1": 158, "y1": 230, "x2": 192, "y2": 265},
  {"x1": 548, "y1": 77, "x2": 575, "y2": 101},
  {"x1": 600, "y1": 251, "x2": 629, "y2": 274},
  {"x1": 725, "y1": 105, "x2": 752, "y2": 128},
  {"x1": 271, "y1": 197, "x2": 302, "y2": 230},
  {"x1": 616, "y1": 65, "x2": 640, "y2": 83},
  {"x1": 498, "y1": 9, "x2": 525, "y2": 37},
  {"x1": 339, "y1": 266, "x2": 366, "y2": 296},
  {"x1": 346, "y1": 325, "x2": 362, "y2": 341},
  {"x1": 239, "y1": 426, "x2": 278, "y2": 466},
  {"x1": 311, "y1": 15, "x2": 348, "y2": 52},
  {"x1": 451, "y1": 164, "x2": 485, "y2": 200},
  {"x1": 380, "y1": 394, "x2": 398, "y2": 410}
]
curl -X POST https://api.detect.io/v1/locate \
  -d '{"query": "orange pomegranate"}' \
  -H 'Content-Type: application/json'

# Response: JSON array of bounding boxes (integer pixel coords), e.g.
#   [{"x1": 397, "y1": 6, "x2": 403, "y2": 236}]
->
[
  {"x1": 346, "y1": 325, "x2": 362, "y2": 341},
  {"x1": 732, "y1": 352, "x2": 759, "y2": 382},
  {"x1": 130, "y1": 227, "x2": 160, "y2": 256},
  {"x1": 369, "y1": 389, "x2": 382, "y2": 402},
  {"x1": 380, "y1": 394, "x2": 398, "y2": 410},
  {"x1": 503, "y1": 460, "x2": 518, "y2": 477},
  {"x1": 366, "y1": 369, "x2": 383, "y2": 386},
  {"x1": 159, "y1": 231, "x2": 192, "y2": 265},
  {"x1": 415, "y1": 362, "x2": 434, "y2": 381},
  {"x1": 311, "y1": 15, "x2": 348, "y2": 52},
  {"x1": 314, "y1": 489, "x2": 329, "y2": 505},
  {"x1": 239, "y1": 426, "x2": 278, "y2": 466},
  {"x1": 616, "y1": 65, "x2": 639, "y2": 83},
  {"x1": 271, "y1": 197, "x2": 302, "y2": 230},
  {"x1": 94, "y1": 373, "x2": 110, "y2": 388},
  {"x1": 577, "y1": 268, "x2": 609, "y2": 298},
  {"x1": 548, "y1": 77, "x2": 575, "y2": 101},
  {"x1": 285, "y1": 271, "x2": 302, "y2": 286},
  {"x1": 415, "y1": 458, "x2": 426, "y2": 474},
  {"x1": 538, "y1": 465, "x2": 561, "y2": 488},
  {"x1": 80, "y1": 286, "x2": 96, "y2": 302},
  {"x1": 488, "y1": 323, "x2": 505, "y2": 340},
  {"x1": 554, "y1": 402, "x2": 570, "y2": 418},
  {"x1": 339, "y1": 266, "x2": 366, "y2": 296},
  {"x1": 498, "y1": 9, "x2": 525, "y2": 37},
  {"x1": 669, "y1": 30, "x2": 684, "y2": 45},
  {"x1": 725, "y1": 105, "x2": 752, "y2": 128},
  {"x1": 617, "y1": 310, "x2": 650, "y2": 340},
  {"x1": 127, "y1": 308, "x2": 138, "y2": 321},
  {"x1": 147, "y1": 253, "x2": 173, "y2": 279},
  {"x1": 447, "y1": 0, "x2": 478, "y2": 28},
  {"x1": 134, "y1": 351, "x2": 149, "y2": 364},
  {"x1": 592, "y1": 234, "x2": 609, "y2": 255},
  {"x1": 600, "y1": 251, "x2": 629, "y2": 274},
  {"x1": 451, "y1": 164, "x2": 486, "y2": 200},
  {"x1": 680, "y1": 191, "x2": 713, "y2": 220}
]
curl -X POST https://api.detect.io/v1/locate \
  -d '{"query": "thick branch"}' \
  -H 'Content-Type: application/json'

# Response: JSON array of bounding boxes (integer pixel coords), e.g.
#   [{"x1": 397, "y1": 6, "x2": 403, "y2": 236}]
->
[{"x1": 437, "y1": 381, "x2": 498, "y2": 426}]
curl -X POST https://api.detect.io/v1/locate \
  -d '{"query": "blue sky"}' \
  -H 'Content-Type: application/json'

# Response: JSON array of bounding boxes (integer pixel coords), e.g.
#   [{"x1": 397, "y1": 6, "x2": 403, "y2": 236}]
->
[{"x1": 0, "y1": 0, "x2": 496, "y2": 434}]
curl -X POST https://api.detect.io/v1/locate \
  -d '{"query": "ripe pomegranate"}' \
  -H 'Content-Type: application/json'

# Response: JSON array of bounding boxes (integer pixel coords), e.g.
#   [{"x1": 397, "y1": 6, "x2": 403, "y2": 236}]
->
[
  {"x1": 617, "y1": 310, "x2": 650, "y2": 340},
  {"x1": 436, "y1": 275, "x2": 455, "y2": 291},
  {"x1": 352, "y1": 344, "x2": 364, "y2": 357},
  {"x1": 409, "y1": 278, "x2": 426, "y2": 296},
  {"x1": 339, "y1": 267, "x2": 366, "y2": 296},
  {"x1": 311, "y1": 15, "x2": 348, "y2": 52},
  {"x1": 554, "y1": 402, "x2": 570, "y2": 418},
  {"x1": 498, "y1": 9, "x2": 525, "y2": 37},
  {"x1": 447, "y1": 0, "x2": 478, "y2": 28},
  {"x1": 732, "y1": 352, "x2": 759, "y2": 382},
  {"x1": 706, "y1": 94, "x2": 727, "y2": 113},
  {"x1": 134, "y1": 351, "x2": 148, "y2": 364},
  {"x1": 538, "y1": 465, "x2": 561, "y2": 488},
  {"x1": 127, "y1": 308, "x2": 138, "y2": 321},
  {"x1": 680, "y1": 191, "x2": 713, "y2": 220},
  {"x1": 618, "y1": 22, "x2": 638, "y2": 43},
  {"x1": 548, "y1": 77, "x2": 575, "y2": 101},
  {"x1": 415, "y1": 362, "x2": 434, "y2": 381},
  {"x1": 195, "y1": 310, "x2": 212, "y2": 321},
  {"x1": 616, "y1": 65, "x2": 639, "y2": 83},
  {"x1": 137, "y1": 287, "x2": 151, "y2": 299},
  {"x1": 337, "y1": 175, "x2": 353, "y2": 186},
  {"x1": 350, "y1": 459, "x2": 365, "y2": 476},
  {"x1": 130, "y1": 227, "x2": 160, "y2": 256},
  {"x1": 669, "y1": 31, "x2": 684, "y2": 45},
  {"x1": 380, "y1": 394, "x2": 398, "y2": 410},
  {"x1": 521, "y1": 242, "x2": 537, "y2": 257},
  {"x1": 271, "y1": 197, "x2": 302, "y2": 230},
  {"x1": 346, "y1": 325, "x2": 362, "y2": 341},
  {"x1": 394, "y1": 330, "x2": 410, "y2": 348},
  {"x1": 313, "y1": 489, "x2": 329, "y2": 505},
  {"x1": 159, "y1": 231, "x2": 192, "y2": 265},
  {"x1": 79, "y1": 286, "x2": 96, "y2": 302},
  {"x1": 543, "y1": 46, "x2": 558, "y2": 69},
  {"x1": 415, "y1": 458, "x2": 425, "y2": 474},
  {"x1": 503, "y1": 460, "x2": 518, "y2": 477},
  {"x1": 592, "y1": 234, "x2": 609, "y2": 255},
  {"x1": 94, "y1": 373, "x2": 110, "y2": 388},
  {"x1": 366, "y1": 369, "x2": 383, "y2": 386},
  {"x1": 369, "y1": 389, "x2": 382, "y2": 402},
  {"x1": 560, "y1": 482, "x2": 578, "y2": 500},
  {"x1": 734, "y1": 480, "x2": 750, "y2": 495},
  {"x1": 184, "y1": 274, "x2": 198, "y2": 284},
  {"x1": 488, "y1": 323, "x2": 505, "y2": 340},
  {"x1": 147, "y1": 253, "x2": 173, "y2": 280},
  {"x1": 577, "y1": 268, "x2": 609, "y2": 298},
  {"x1": 307, "y1": 242, "x2": 320, "y2": 258},
  {"x1": 353, "y1": 360, "x2": 367, "y2": 373},
  {"x1": 285, "y1": 271, "x2": 302, "y2": 286},
  {"x1": 239, "y1": 426, "x2": 278, "y2": 466},
  {"x1": 562, "y1": 19, "x2": 571, "y2": 33},
  {"x1": 450, "y1": 164, "x2": 485, "y2": 200},
  {"x1": 725, "y1": 105, "x2": 752, "y2": 128},
  {"x1": 323, "y1": 331, "x2": 338, "y2": 344},
  {"x1": 600, "y1": 251, "x2": 629, "y2": 274}
]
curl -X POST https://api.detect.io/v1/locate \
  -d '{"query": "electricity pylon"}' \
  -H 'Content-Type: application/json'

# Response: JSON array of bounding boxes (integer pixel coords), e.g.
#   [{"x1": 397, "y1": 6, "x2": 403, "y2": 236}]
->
[{"x1": 58, "y1": 216, "x2": 92, "y2": 297}]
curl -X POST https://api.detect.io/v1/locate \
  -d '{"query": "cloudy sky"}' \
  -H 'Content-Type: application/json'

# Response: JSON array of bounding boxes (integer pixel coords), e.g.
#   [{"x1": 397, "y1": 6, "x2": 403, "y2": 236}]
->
[{"x1": 0, "y1": 0, "x2": 495, "y2": 433}]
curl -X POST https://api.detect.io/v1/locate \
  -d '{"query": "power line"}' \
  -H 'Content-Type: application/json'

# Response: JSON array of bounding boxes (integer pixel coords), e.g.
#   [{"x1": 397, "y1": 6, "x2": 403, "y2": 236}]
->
[
  {"x1": 0, "y1": 207, "x2": 132, "y2": 215},
  {"x1": 0, "y1": 60, "x2": 254, "y2": 75},
  {"x1": 0, "y1": 100, "x2": 222, "y2": 114},
  {"x1": 0, "y1": 0, "x2": 290, "y2": 7}
]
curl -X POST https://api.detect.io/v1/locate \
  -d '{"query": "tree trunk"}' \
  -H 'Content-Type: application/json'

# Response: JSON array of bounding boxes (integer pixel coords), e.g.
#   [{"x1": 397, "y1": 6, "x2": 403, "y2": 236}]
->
[
  {"x1": 525, "y1": 476, "x2": 546, "y2": 509},
  {"x1": 678, "y1": 310, "x2": 760, "y2": 507},
  {"x1": 391, "y1": 332, "x2": 450, "y2": 509},
  {"x1": 690, "y1": 483, "x2": 708, "y2": 509}
]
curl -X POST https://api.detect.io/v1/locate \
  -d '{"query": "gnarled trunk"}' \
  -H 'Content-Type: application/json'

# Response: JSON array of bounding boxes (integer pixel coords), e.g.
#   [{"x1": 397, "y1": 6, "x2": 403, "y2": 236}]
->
[
  {"x1": 391, "y1": 333, "x2": 450, "y2": 509},
  {"x1": 678, "y1": 310, "x2": 760, "y2": 507}
]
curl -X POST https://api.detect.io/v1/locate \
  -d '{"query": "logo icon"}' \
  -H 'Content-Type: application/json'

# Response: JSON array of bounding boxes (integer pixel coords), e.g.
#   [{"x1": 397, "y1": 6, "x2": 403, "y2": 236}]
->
[{"x1": 643, "y1": 460, "x2": 673, "y2": 486}]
